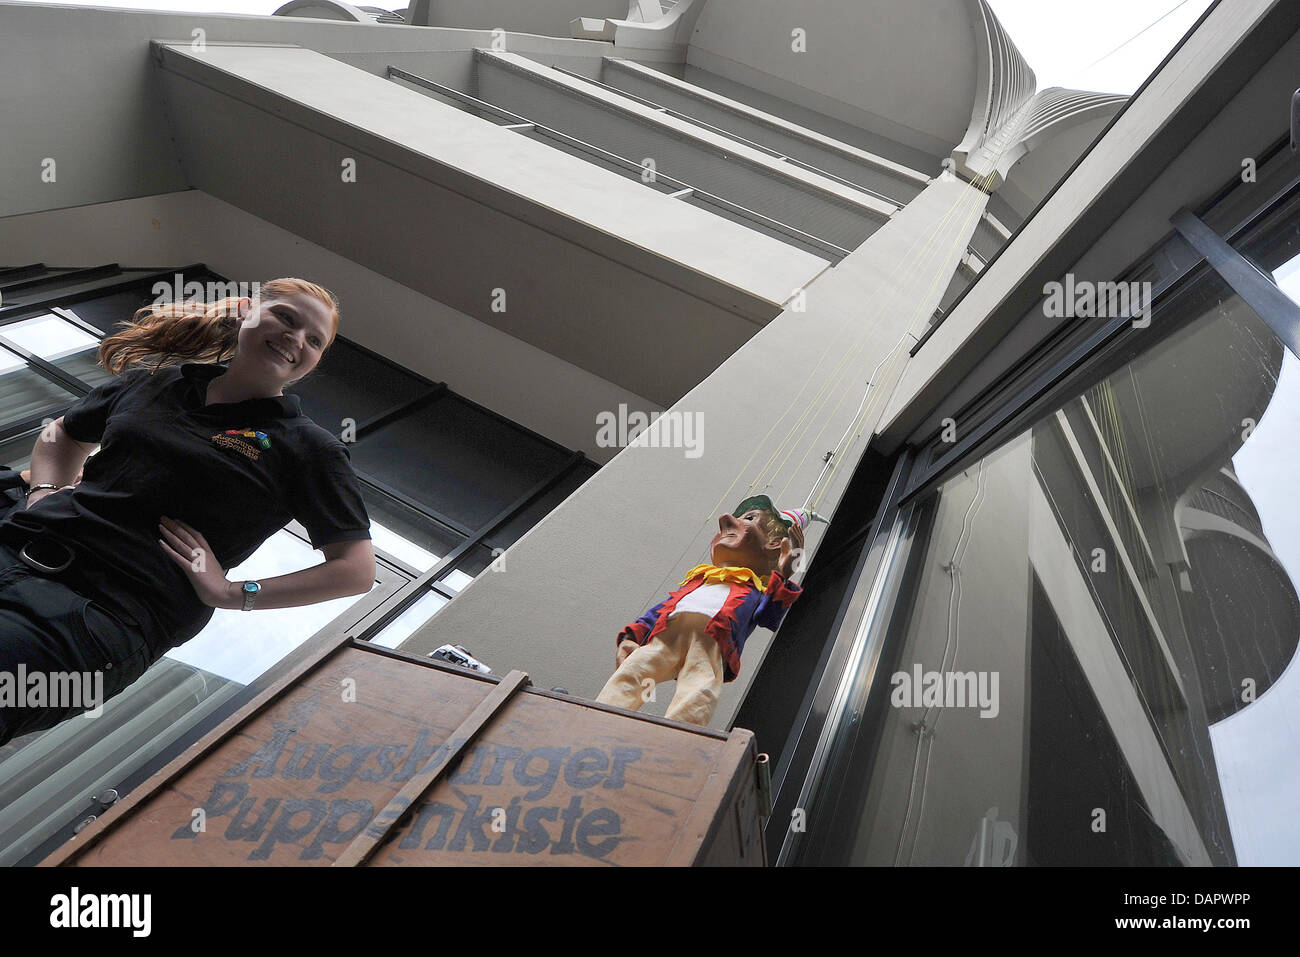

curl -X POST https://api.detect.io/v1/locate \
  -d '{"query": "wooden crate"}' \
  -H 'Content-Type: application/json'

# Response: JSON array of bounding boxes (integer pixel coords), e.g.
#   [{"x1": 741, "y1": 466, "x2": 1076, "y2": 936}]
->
[{"x1": 40, "y1": 638, "x2": 767, "y2": 867}]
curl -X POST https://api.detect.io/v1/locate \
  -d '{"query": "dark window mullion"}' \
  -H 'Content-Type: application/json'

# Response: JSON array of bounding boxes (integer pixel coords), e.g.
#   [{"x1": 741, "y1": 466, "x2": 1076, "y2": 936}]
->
[
  {"x1": 353, "y1": 469, "x2": 476, "y2": 538},
  {"x1": 0, "y1": 264, "x2": 120, "y2": 296},
  {"x1": 353, "y1": 384, "x2": 447, "y2": 440},
  {"x1": 0, "y1": 337, "x2": 92, "y2": 398},
  {"x1": 353, "y1": 451, "x2": 587, "y2": 639},
  {"x1": 0, "y1": 263, "x2": 207, "y2": 324},
  {"x1": 1172, "y1": 206, "x2": 1300, "y2": 357}
]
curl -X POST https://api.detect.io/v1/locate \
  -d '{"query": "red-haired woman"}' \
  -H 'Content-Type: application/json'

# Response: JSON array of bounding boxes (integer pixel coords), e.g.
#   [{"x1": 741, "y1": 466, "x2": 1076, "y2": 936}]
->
[{"x1": 0, "y1": 278, "x2": 375, "y2": 745}]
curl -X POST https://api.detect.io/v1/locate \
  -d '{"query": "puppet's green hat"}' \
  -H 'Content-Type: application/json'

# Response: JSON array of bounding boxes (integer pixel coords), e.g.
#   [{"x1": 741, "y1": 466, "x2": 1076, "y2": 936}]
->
[{"x1": 733, "y1": 494, "x2": 793, "y2": 530}]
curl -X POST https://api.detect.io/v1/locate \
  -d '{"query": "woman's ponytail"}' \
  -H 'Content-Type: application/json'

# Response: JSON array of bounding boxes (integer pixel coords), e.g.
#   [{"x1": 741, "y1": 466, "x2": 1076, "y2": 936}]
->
[{"x1": 99, "y1": 297, "x2": 242, "y2": 375}]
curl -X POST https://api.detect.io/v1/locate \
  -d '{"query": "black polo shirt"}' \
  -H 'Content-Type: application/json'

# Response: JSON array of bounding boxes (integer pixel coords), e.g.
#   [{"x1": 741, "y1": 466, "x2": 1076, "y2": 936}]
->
[{"x1": 0, "y1": 363, "x2": 372, "y2": 649}]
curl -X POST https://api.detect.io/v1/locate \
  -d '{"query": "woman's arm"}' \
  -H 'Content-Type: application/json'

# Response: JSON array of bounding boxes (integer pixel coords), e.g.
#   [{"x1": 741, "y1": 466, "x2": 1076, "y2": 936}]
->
[
  {"x1": 159, "y1": 517, "x2": 375, "y2": 610},
  {"x1": 25, "y1": 417, "x2": 96, "y2": 507}
]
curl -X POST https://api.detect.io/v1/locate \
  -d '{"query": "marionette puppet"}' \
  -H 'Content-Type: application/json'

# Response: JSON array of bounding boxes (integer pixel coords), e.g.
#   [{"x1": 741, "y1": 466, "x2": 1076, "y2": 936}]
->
[{"x1": 596, "y1": 494, "x2": 818, "y2": 726}]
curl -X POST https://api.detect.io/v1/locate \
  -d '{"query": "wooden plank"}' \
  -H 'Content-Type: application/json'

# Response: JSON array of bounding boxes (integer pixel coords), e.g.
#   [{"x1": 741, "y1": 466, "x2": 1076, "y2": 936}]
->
[
  {"x1": 333, "y1": 669, "x2": 531, "y2": 867},
  {"x1": 40, "y1": 630, "x2": 358, "y2": 866},
  {"x1": 42, "y1": 643, "x2": 763, "y2": 867},
  {"x1": 367, "y1": 692, "x2": 728, "y2": 866},
  {"x1": 61, "y1": 647, "x2": 491, "y2": 866},
  {"x1": 662, "y1": 729, "x2": 754, "y2": 866}
]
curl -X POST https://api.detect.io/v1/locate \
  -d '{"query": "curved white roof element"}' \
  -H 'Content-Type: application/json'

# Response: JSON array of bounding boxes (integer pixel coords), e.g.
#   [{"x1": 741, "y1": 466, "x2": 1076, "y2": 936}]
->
[
  {"x1": 953, "y1": 0, "x2": 1036, "y2": 171},
  {"x1": 272, "y1": 0, "x2": 372, "y2": 21},
  {"x1": 951, "y1": 0, "x2": 1125, "y2": 195},
  {"x1": 572, "y1": 0, "x2": 707, "y2": 48},
  {"x1": 957, "y1": 84, "x2": 1127, "y2": 188}
]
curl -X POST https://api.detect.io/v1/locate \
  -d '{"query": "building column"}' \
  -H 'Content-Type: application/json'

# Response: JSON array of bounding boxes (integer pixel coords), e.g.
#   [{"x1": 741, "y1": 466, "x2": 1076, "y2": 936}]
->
[{"x1": 402, "y1": 176, "x2": 991, "y2": 728}]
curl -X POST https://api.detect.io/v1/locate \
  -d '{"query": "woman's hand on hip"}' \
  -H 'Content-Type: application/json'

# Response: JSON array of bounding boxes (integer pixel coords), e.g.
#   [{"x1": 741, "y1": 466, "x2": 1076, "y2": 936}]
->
[{"x1": 158, "y1": 516, "x2": 239, "y2": 609}]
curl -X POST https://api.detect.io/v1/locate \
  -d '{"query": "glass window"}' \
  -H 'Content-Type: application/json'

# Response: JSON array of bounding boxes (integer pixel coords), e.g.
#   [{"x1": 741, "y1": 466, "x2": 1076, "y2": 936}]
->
[
  {"x1": 0, "y1": 360, "x2": 80, "y2": 432},
  {"x1": 0, "y1": 527, "x2": 382, "y2": 864},
  {"x1": 351, "y1": 396, "x2": 571, "y2": 531},
  {"x1": 486, "y1": 459, "x2": 596, "y2": 550},
  {"x1": 796, "y1": 254, "x2": 1300, "y2": 865},
  {"x1": 370, "y1": 589, "x2": 450, "y2": 649},
  {"x1": 361, "y1": 487, "x2": 463, "y2": 572},
  {"x1": 0, "y1": 428, "x2": 40, "y2": 469},
  {"x1": 0, "y1": 269, "x2": 594, "y2": 863},
  {"x1": 58, "y1": 288, "x2": 156, "y2": 337},
  {"x1": 0, "y1": 314, "x2": 114, "y2": 389},
  {"x1": 291, "y1": 338, "x2": 432, "y2": 433},
  {"x1": 163, "y1": 529, "x2": 376, "y2": 684}
]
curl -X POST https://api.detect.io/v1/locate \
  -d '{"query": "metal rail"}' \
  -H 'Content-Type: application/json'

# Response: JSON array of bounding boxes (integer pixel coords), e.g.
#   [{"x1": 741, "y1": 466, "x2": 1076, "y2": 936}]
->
[{"x1": 387, "y1": 66, "x2": 853, "y2": 261}]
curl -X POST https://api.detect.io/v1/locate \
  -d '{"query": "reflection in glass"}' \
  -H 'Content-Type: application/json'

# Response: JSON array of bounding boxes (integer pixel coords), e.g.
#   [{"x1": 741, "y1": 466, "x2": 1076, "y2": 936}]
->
[
  {"x1": 0, "y1": 361, "x2": 78, "y2": 429},
  {"x1": 798, "y1": 264, "x2": 1300, "y2": 865}
]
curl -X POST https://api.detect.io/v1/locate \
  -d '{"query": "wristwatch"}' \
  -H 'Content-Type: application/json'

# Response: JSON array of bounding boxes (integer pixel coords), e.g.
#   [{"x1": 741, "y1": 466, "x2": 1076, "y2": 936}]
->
[{"x1": 240, "y1": 581, "x2": 261, "y2": 612}]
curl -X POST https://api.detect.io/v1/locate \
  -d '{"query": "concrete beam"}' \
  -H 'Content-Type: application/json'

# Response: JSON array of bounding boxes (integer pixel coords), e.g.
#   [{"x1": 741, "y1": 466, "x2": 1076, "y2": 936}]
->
[
  {"x1": 150, "y1": 40, "x2": 829, "y2": 408},
  {"x1": 0, "y1": 189, "x2": 655, "y2": 460}
]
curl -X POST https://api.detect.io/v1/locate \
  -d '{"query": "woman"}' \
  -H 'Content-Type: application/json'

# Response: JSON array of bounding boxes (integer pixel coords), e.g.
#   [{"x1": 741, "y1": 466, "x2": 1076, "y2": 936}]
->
[{"x1": 0, "y1": 278, "x2": 375, "y2": 745}]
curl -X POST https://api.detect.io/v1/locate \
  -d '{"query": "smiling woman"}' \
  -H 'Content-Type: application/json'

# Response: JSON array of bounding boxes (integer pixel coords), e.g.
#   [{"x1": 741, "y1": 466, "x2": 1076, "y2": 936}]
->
[{"x1": 0, "y1": 278, "x2": 375, "y2": 746}]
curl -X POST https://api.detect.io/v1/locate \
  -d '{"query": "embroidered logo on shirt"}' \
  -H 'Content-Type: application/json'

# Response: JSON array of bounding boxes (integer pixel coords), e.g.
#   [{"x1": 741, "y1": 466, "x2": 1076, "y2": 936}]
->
[{"x1": 212, "y1": 428, "x2": 270, "y2": 461}]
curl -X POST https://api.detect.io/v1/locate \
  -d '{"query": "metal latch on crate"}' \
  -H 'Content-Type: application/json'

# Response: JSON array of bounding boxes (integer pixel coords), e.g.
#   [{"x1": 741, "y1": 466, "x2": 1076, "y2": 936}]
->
[
  {"x1": 1292, "y1": 88, "x2": 1300, "y2": 152},
  {"x1": 755, "y1": 753, "x2": 773, "y2": 818}
]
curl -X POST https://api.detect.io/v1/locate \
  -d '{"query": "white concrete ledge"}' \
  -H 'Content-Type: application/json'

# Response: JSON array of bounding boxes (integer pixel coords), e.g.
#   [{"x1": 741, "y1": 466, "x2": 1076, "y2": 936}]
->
[
  {"x1": 481, "y1": 49, "x2": 898, "y2": 220},
  {"x1": 606, "y1": 56, "x2": 931, "y2": 185}
]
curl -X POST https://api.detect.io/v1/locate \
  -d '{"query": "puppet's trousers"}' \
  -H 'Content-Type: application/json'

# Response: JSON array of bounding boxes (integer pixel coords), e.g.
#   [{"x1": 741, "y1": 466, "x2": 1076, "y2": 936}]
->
[{"x1": 595, "y1": 612, "x2": 725, "y2": 726}]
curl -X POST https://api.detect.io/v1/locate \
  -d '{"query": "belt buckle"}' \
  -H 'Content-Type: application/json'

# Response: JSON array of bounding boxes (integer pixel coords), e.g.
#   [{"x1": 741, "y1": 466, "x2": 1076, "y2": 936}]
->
[{"x1": 19, "y1": 540, "x2": 73, "y2": 575}]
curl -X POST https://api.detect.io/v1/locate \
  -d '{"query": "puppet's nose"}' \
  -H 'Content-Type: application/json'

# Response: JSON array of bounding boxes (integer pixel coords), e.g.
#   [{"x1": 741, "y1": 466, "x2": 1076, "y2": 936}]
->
[{"x1": 718, "y1": 513, "x2": 739, "y2": 532}]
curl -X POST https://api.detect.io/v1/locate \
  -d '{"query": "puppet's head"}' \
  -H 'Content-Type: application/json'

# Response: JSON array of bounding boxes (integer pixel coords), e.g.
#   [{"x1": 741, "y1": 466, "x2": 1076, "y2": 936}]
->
[{"x1": 710, "y1": 495, "x2": 808, "y2": 577}]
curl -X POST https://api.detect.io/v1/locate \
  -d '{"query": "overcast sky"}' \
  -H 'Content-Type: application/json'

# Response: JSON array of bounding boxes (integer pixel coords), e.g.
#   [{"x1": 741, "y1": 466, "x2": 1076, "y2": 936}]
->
[{"x1": 988, "y1": 0, "x2": 1215, "y2": 94}]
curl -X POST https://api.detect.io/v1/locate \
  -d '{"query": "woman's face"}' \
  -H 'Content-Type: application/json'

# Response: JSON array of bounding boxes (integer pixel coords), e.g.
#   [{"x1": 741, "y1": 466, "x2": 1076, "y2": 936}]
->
[{"x1": 231, "y1": 292, "x2": 335, "y2": 389}]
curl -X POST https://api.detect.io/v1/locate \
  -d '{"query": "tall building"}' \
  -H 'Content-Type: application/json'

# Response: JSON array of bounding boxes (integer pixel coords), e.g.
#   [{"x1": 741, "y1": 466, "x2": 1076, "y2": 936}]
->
[{"x1": 1, "y1": 0, "x2": 1298, "y2": 866}]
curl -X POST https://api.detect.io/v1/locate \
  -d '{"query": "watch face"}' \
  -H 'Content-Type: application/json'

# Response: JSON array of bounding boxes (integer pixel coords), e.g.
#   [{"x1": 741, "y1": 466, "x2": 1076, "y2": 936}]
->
[{"x1": 243, "y1": 582, "x2": 260, "y2": 594}]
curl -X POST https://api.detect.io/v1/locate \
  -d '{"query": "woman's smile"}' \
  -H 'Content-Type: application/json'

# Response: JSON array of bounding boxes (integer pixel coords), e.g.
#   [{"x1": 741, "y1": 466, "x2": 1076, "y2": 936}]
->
[{"x1": 265, "y1": 339, "x2": 296, "y2": 365}]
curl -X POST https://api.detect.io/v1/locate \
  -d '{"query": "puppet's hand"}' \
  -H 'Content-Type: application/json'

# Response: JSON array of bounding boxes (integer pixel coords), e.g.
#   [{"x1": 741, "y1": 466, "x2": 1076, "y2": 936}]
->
[
  {"x1": 616, "y1": 639, "x2": 639, "y2": 669},
  {"x1": 776, "y1": 522, "x2": 805, "y2": 579}
]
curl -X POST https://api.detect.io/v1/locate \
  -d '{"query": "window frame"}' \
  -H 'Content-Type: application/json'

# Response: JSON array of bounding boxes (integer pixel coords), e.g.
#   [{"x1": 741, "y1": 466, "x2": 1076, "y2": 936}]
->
[{"x1": 771, "y1": 132, "x2": 1300, "y2": 866}]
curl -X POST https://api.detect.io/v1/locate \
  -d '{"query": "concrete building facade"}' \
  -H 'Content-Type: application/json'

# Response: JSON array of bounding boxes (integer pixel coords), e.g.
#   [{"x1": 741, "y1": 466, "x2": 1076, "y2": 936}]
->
[{"x1": 1, "y1": 0, "x2": 1299, "y2": 865}]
